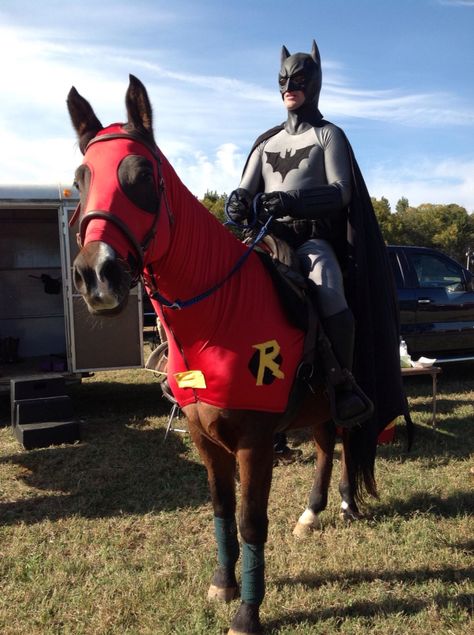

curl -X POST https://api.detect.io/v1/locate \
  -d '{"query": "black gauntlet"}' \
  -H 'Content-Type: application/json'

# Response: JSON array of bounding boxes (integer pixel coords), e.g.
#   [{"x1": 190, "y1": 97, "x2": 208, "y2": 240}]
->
[
  {"x1": 260, "y1": 186, "x2": 343, "y2": 220},
  {"x1": 225, "y1": 188, "x2": 253, "y2": 224}
]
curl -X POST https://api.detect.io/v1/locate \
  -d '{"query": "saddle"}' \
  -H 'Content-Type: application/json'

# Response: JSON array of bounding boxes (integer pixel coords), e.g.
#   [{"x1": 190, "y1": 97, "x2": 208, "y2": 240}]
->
[
  {"x1": 248, "y1": 231, "x2": 373, "y2": 430},
  {"x1": 246, "y1": 232, "x2": 320, "y2": 430}
]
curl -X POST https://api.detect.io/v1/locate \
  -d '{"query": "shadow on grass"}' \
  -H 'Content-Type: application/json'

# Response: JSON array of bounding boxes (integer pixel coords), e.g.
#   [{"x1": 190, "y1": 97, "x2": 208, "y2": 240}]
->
[
  {"x1": 0, "y1": 381, "x2": 210, "y2": 526},
  {"x1": 266, "y1": 593, "x2": 472, "y2": 632},
  {"x1": 270, "y1": 564, "x2": 473, "y2": 630},
  {"x1": 371, "y1": 489, "x2": 474, "y2": 519},
  {"x1": 70, "y1": 379, "x2": 173, "y2": 421},
  {"x1": 379, "y1": 415, "x2": 473, "y2": 462}
]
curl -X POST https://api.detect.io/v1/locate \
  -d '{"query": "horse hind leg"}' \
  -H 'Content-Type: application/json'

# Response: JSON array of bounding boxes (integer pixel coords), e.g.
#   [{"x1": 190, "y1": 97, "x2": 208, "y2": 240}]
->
[
  {"x1": 293, "y1": 421, "x2": 336, "y2": 538},
  {"x1": 339, "y1": 429, "x2": 363, "y2": 521}
]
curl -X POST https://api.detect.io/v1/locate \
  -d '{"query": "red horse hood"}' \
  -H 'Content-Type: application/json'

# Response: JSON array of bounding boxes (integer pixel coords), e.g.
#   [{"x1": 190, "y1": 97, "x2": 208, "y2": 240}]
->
[{"x1": 80, "y1": 124, "x2": 170, "y2": 264}]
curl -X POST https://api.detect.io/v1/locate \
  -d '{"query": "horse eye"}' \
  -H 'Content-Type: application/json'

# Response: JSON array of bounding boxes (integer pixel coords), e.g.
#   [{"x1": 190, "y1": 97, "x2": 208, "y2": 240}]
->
[{"x1": 138, "y1": 170, "x2": 153, "y2": 184}]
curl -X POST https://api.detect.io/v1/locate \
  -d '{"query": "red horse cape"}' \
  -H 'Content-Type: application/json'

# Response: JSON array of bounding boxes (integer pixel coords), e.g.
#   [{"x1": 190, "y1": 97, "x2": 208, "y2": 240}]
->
[
  {"x1": 147, "y1": 157, "x2": 305, "y2": 413},
  {"x1": 79, "y1": 124, "x2": 303, "y2": 413}
]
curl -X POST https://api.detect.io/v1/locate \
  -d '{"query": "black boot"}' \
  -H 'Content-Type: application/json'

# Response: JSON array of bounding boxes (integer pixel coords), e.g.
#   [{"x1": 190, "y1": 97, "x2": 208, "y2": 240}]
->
[{"x1": 320, "y1": 309, "x2": 373, "y2": 428}]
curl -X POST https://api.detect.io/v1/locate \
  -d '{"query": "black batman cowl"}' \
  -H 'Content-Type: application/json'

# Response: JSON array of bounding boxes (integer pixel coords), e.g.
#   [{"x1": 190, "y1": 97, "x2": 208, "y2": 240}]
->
[{"x1": 279, "y1": 40, "x2": 324, "y2": 134}]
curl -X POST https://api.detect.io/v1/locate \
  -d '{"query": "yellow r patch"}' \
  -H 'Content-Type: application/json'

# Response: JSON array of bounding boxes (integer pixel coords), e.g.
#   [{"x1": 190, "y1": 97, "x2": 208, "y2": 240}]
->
[
  {"x1": 252, "y1": 339, "x2": 285, "y2": 386},
  {"x1": 174, "y1": 370, "x2": 207, "y2": 389}
]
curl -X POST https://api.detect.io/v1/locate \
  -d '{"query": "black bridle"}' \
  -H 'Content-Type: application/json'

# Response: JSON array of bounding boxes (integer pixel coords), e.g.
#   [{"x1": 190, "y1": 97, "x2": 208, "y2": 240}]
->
[{"x1": 70, "y1": 129, "x2": 174, "y2": 282}]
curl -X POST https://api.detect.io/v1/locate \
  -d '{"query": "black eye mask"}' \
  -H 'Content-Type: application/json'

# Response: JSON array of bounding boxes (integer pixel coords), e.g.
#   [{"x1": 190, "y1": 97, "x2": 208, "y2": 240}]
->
[{"x1": 279, "y1": 40, "x2": 322, "y2": 107}]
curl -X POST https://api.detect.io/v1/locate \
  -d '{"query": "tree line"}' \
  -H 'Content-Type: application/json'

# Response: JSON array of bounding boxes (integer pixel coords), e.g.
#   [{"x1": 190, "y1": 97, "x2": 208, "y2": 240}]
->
[{"x1": 200, "y1": 191, "x2": 474, "y2": 270}]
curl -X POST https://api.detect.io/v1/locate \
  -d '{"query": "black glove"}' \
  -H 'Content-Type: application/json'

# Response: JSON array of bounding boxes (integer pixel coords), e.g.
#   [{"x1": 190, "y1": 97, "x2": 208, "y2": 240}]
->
[
  {"x1": 225, "y1": 188, "x2": 253, "y2": 224},
  {"x1": 259, "y1": 191, "x2": 298, "y2": 218},
  {"x1": 260, "y1": 187, "x2": 343, "y2": 220}
]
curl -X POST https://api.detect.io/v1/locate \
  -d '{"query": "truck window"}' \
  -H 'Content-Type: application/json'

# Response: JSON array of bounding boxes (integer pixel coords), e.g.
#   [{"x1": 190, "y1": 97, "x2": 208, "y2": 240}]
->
[
  {"x1": 409, "y1": 253, "x2": 464, "y2": 291},
  {"x1": 388, "y1": 251, "x2": 404, "y2": 288}
]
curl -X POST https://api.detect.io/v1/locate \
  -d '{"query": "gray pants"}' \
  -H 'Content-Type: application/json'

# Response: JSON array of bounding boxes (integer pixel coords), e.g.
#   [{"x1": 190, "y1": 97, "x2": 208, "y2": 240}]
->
[{"x1": 297, "y1": 238, "x2": 348, "y2": 318}]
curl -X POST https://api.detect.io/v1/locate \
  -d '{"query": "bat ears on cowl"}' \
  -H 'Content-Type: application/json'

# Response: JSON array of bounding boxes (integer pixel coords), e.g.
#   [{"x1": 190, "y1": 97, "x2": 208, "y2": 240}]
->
[{"x1": 281, "y1": 40, "x2": 320, "y2": 65}]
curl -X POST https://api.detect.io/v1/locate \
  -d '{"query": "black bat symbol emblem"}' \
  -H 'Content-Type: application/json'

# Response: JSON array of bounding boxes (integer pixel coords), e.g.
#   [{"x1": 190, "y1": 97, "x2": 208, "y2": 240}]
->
[{"x1": 265, "y1": 145, "x2": 315, "y2": 181}]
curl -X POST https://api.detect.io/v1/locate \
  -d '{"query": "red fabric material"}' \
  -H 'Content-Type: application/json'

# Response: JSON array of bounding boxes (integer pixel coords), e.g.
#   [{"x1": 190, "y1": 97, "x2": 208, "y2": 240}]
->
[
  {"x1": 146, "y1": 155, "x2": 305, "y2": 413},
  {"x1": 82, "y1": 125, "x2": 305, "y2": 413},
  {"x1": 81, "y1": 124, "x2": 170, "y2": 264}
]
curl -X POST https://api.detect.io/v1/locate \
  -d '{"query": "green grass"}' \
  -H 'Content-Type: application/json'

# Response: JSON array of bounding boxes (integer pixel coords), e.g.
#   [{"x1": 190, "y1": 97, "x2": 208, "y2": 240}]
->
[{"x1": 0, "y1": 358, "x2": 472, "y2": 634}]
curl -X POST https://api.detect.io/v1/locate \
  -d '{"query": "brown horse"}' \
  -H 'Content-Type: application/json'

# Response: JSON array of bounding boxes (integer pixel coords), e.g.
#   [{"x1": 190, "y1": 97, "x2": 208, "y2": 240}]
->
[{"x1": 67, "y1": 75, "x2": 386, "y2": 635}]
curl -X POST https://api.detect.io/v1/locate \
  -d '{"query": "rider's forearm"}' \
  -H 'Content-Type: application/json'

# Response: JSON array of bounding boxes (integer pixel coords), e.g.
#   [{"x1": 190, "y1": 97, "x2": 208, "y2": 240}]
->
[{"x1": 285, "y1": 185, "x2": 344, "y2": 220}]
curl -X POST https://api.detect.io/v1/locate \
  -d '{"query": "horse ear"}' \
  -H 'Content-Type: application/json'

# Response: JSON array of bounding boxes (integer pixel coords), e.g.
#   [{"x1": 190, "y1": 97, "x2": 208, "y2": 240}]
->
[
  {"x1": 67, "y1": 87, "x2": 103, "y2": 154},
  {"x1": 281, "y1": 45, "x2": 291, "y2": 63},
  {"x1": 311, "y1": 39, "x2": 321, "y2": 65},
  {"x1": 125, "y1": 74, "x2": 154, "y2": 137}
]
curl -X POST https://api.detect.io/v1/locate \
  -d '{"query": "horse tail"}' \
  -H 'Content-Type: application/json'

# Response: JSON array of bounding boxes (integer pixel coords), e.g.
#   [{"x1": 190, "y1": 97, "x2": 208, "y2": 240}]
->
[{"x1": 347, "y1": 425, "x2": 379, "y2": 503}]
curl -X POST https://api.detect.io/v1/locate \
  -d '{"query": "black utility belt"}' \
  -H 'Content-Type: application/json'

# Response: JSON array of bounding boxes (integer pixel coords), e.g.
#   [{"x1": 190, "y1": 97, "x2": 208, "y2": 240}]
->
[
  {"x1": 275, "y1": 217, "x2": 314, "y2": 230},
  {"x1": 271, "y1": 218, "x2": 338, "y2": 249}
]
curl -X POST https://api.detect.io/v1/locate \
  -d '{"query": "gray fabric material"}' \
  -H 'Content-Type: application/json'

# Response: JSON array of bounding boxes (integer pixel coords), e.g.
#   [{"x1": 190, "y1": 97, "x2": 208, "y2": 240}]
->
[
  {"x1": 296, "y1": 238, "x2": 347, "y2": 317},
  {"x1": 239, "y1": 125, "x2": 352, "y2": 208}
]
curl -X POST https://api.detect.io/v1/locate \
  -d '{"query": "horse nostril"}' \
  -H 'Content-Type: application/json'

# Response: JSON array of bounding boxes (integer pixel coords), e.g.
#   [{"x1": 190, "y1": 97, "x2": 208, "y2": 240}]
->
[
  {"x1": 74, "y1": 266, "x2": 85, "y2": 292},
  {"x1": 99, "y1": 259, "x2": 124, "y2": 288}
]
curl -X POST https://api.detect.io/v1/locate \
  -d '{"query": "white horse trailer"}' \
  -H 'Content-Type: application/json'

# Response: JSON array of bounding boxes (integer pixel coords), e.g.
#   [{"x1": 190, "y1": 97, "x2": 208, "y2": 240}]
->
[{"x1": 0, "y1": 185, "x2": 144, "y2": 396}]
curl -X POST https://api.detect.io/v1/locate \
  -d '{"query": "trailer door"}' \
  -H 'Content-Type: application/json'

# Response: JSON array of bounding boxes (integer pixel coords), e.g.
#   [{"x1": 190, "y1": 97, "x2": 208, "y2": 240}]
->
[{"x1": 60, "y1": 206, "x2": 143, "y2": 372}]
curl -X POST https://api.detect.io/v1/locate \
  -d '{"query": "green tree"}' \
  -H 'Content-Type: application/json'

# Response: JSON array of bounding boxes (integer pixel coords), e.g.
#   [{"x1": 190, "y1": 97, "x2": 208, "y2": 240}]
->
[
  {"x1": 200, "y1": 190, "x2": 227, "y2": 224},
  {"x1": 371, "y1": 196, "x2": 391, "y2": 223},
  {"x1": 396, "y1": 197, "x2": 409, "y2": 214},
  {"x1": 371, "y1": 196, "x2": 405, "y2": 245},
  {"x1": 392, "y1": 202, "x2": 474, "y2": 264}
]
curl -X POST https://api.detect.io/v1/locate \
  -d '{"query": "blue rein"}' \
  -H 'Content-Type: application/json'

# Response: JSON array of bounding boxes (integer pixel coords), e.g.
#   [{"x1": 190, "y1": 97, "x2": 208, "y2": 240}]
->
[{"x1": 150, "y1": 199, "x2": 272, "y2": 310}]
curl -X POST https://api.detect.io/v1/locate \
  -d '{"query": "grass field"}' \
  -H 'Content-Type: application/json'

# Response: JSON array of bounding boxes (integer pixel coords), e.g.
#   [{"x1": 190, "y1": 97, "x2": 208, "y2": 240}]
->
[{"x1": 0, "y1": 352, "x2": 472, "y2": 634}]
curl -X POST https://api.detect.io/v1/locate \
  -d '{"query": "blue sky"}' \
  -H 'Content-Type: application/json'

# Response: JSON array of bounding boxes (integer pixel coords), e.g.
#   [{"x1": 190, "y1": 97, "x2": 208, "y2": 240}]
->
[{"x1": 1, "y1": 0, "x2": 473, "y2": 211}]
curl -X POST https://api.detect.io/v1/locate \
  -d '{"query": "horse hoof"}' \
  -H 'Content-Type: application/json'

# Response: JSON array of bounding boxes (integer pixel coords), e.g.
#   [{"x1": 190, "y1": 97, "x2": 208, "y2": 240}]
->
[
  {"x1": 228, "y1": 602, "x2": 262, "y2": 635},
  {"x1": 340, "y1": 509, "x2": 362, "y2": 522},
  {"x1": 207, "y1": 584, "x2": 239, "y2": 603},
  {"x1": 292, "y1": 522, "x2": 315, "y2": 538},
  {"x1": 293, "y1": 508, "x2": 321, "y2": 538}
]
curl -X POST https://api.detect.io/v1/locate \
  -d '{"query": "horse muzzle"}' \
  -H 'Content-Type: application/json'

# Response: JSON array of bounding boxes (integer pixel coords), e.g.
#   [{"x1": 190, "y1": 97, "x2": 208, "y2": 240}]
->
[{"x1": 73, "y1": 241, "x2": 132, "y2": 314}]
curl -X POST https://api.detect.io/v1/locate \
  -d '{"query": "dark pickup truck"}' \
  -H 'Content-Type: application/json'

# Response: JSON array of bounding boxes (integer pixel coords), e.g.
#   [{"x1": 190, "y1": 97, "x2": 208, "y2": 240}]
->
[{"x1": 387, "y1": 245, "x2": 474, "y2": 363}]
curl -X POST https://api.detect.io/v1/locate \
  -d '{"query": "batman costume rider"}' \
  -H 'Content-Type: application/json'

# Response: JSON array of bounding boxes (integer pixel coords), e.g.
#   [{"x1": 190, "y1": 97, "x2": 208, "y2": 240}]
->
[{"x1": 226, "y1": 40, "x2": 409, "y2": 433}]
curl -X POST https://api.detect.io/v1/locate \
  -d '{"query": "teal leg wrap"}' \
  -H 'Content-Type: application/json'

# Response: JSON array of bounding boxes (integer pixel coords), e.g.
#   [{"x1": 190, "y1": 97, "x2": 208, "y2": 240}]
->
[
  {"x1": 214, "y1": 516, "x2": 239, "y2": 570},
  {"x1": 241, "y1": 542, "x2": 265, "y2": 605}
]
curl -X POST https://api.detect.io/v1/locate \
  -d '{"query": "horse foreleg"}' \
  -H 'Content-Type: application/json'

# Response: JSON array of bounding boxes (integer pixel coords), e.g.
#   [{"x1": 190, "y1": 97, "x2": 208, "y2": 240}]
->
[
  {"x1": 187, "y1": 422, "x2": 240, "y2": 603},
  {"x1": 228, "y1": 435, "x2": 274, "y2": 635},
  {"x1": 339, "y1": 429, "x2": 362, "y2": 521},
  {"x1": 293, "y1": 420, "x2": 336, "y2": 538}
]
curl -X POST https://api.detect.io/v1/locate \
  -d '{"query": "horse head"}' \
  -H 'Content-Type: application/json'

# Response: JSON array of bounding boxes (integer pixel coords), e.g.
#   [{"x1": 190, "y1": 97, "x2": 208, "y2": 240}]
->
[{"x1": 67, "y1": 75, "x2": 167, "y2": 314}]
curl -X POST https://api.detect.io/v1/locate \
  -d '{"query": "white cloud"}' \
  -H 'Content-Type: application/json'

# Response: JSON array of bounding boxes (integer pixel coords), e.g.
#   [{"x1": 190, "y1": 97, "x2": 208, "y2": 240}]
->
[
  {"x1": 366, "y1": 158, "x2": 474, "y2": 212},
  {"x1": 0, "y1": 21, "x2": 473, "y2": 217},
  {"x1": 0, "y1": 124, "x2": 82, "y2": 185},
  {"x1": 172, "y1": 143, "x2": 245, "y2": 197}
]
